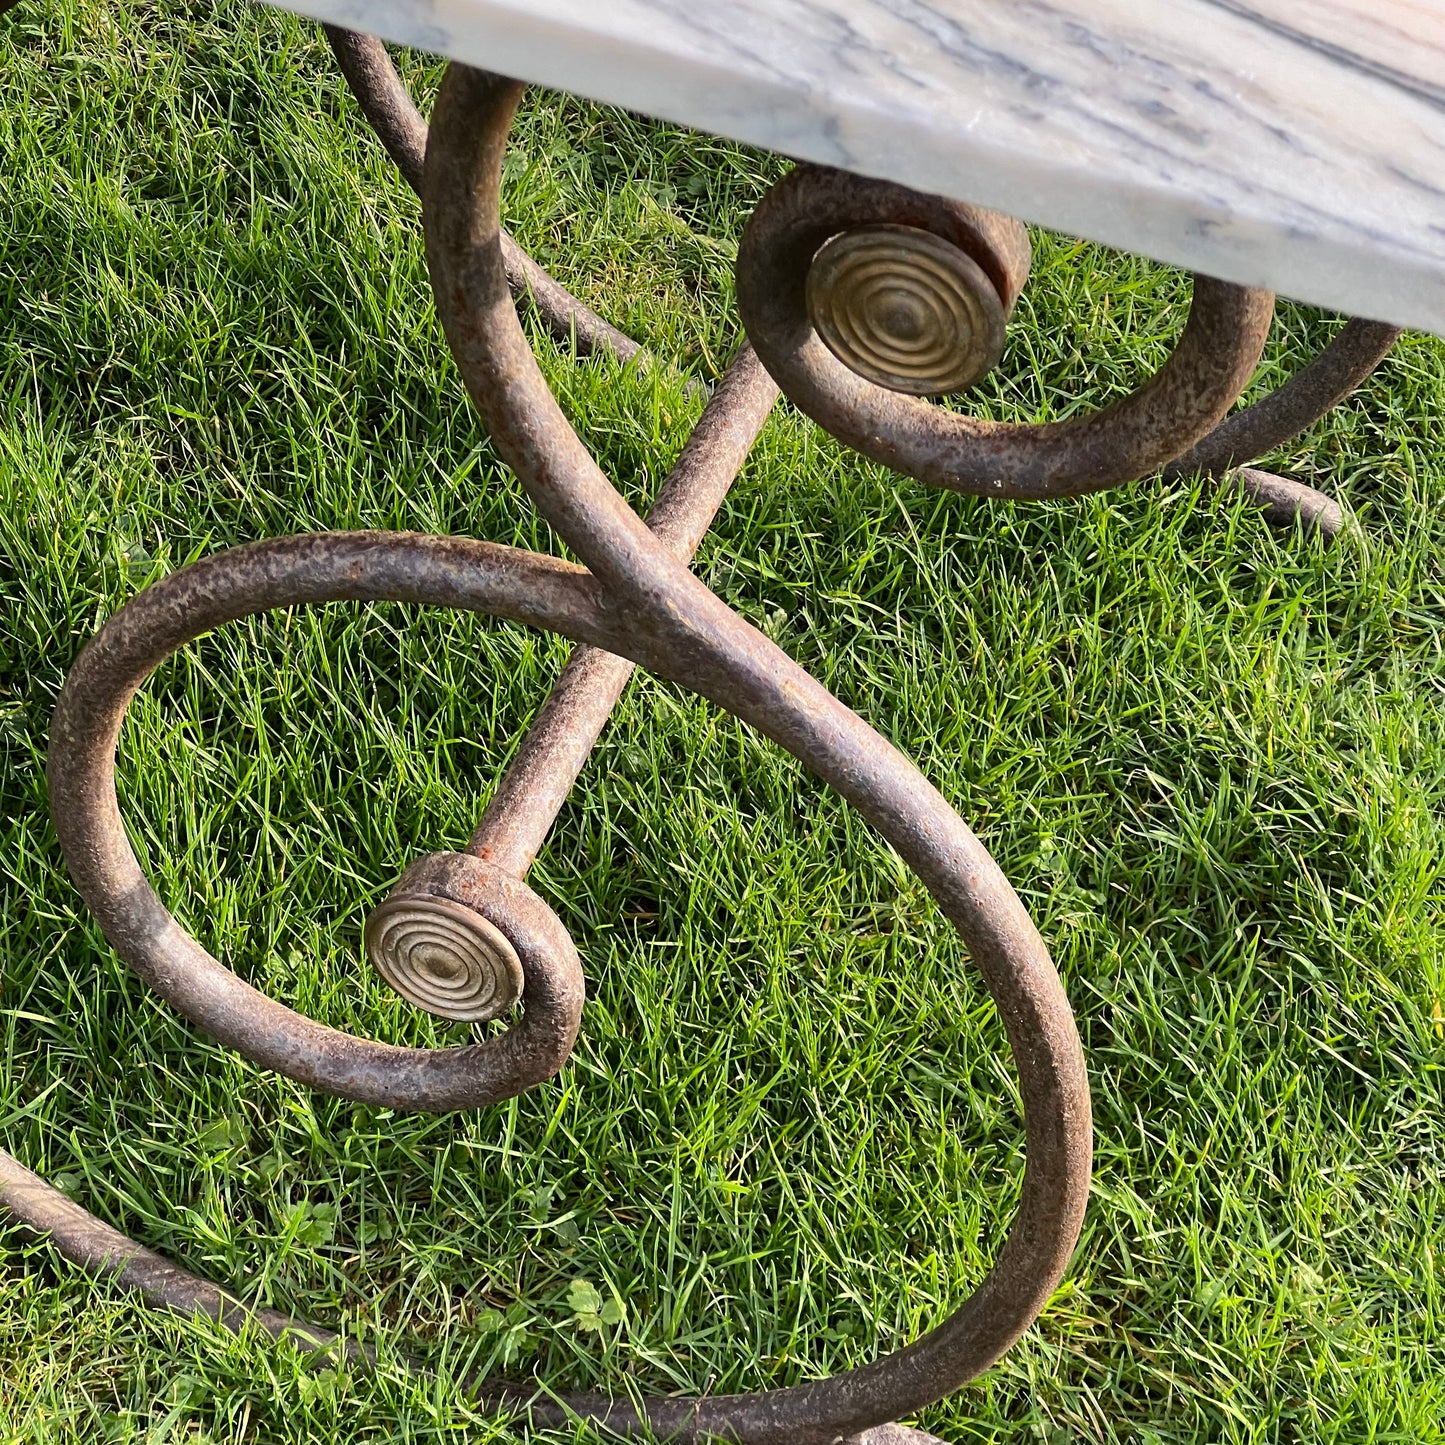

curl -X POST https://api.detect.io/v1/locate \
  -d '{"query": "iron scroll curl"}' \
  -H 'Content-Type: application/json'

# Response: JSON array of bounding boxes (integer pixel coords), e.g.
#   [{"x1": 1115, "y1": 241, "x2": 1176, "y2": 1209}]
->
[{"x1": 0, "y1": 28, "x2": 1405, "y2": 1443}]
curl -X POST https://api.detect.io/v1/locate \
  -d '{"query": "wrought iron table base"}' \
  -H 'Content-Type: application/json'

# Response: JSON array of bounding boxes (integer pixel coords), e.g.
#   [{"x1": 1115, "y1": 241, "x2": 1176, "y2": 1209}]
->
[{"x1": 0, "y1": 26, "x2": 1404, "y2": 1445}]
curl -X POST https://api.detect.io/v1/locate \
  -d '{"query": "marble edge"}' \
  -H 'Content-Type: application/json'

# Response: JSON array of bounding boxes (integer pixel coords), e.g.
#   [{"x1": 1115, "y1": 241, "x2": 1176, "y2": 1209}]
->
[{"x1": 269, "y1": 0, "x2": 1445, "y2": 337}]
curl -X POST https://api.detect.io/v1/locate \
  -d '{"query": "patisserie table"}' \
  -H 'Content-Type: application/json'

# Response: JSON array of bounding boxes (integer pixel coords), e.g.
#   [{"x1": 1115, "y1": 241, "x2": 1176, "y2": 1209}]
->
[{"x1": 1, "y1": 3, "x2": 1441, "y2": 1442}]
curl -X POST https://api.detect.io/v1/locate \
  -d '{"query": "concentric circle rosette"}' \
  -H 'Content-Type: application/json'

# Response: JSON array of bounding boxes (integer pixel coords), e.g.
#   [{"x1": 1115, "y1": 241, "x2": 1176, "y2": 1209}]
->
[
  {"x1": 365, "y1": 894, "x2": 525, "y2": 1022},
  {"x1": 805, "y1": 223, "x2": 1007, "y2": 396}
]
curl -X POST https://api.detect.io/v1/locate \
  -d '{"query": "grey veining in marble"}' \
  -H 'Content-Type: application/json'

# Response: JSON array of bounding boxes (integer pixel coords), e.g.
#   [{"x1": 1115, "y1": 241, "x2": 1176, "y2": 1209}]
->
[{"x1": 273, "y1": 0, "x2": 1445, "y2": 335}]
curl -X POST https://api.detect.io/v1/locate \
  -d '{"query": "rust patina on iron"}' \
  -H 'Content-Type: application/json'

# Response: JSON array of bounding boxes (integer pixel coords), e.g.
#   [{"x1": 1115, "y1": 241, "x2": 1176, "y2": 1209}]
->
[
  {"x1": 323, "y1": 25, "x2": 1396, "y2": 536},
  {"x1": 325, "y1": 25, "x2": 652, "y2": 371},
  {"x1": 0, "y1": 20, "x2": 1405, "y2": 1443}
]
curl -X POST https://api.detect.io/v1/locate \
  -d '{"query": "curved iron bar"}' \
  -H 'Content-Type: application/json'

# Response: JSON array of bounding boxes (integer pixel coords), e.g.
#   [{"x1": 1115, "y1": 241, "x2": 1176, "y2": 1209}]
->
[
  {"x1": 325, "y1": 22, "x2": 1393, "y2": 533},
  {"x1": 423, "y1": 75, "x2": 1092, "y2": 1435},
  {"x1": 0, "y1": 37, "x2": 1398, "y2": 1445},
  {"x1": 734, "y1": 160, "x2": 1395, "y2": 531},
  {"x1": 0, "y1": 1152, "x2": 349, "y2": 1355},
  {"x1": 736, "y1": 162, "x2": 1276, "y2": 500},
  {"x1": 324, "y1": 25, "x2": 649, "y2": 371},
  {"x1": 1164, "y1": 316, "x2": 1402, "y2": 535},
  {"x1": 1223, "y1": 467, "x2": 1349, "y2": 534},
  {"x1": 1165, "y1": 317, "x2": 1401, "y2": 480},
  {"x1": 30, "y1": 509, "x2": 1090, "y2": 1441},
  {"x1": 6, "y1": 63, "x2": 1172, "y2": 1445}
]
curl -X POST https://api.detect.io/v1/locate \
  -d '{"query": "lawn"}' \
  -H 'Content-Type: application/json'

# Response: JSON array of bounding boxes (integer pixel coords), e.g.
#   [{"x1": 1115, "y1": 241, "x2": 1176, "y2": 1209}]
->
[{"x1": 1, "y1": 2, "x2": 1443, "y2": 1442}]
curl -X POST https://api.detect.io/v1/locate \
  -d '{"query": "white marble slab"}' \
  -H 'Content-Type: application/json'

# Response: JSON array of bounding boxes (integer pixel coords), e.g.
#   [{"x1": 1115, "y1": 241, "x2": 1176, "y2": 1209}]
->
[{"x1": 272, "y1": 0, "x2": 1445, "y2": 336}]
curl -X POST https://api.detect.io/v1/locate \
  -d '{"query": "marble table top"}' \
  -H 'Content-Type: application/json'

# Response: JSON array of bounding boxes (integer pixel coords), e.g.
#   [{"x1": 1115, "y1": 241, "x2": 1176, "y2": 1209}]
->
[{"x1": 281, "y1": 1, "x2": 1445, "y2": 337}]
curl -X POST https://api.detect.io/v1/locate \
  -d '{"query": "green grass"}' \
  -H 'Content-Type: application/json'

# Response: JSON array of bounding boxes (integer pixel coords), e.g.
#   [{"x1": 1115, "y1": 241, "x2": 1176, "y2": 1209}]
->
[{"x1": 2, "y1": 2, "x2": 1444, "y2": 1441}]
